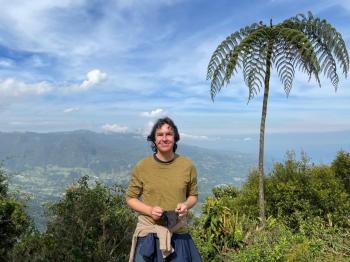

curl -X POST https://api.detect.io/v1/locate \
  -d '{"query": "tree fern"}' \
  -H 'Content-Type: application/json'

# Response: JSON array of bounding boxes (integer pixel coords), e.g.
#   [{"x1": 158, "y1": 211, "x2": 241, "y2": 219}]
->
[{"x1": 207, "y1": 12, "x2": 349, "y2": 225}]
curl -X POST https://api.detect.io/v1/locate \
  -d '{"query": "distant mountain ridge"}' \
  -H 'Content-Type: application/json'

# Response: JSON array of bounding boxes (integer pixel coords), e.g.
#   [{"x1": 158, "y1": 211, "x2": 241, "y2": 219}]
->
[
  {"x1": 0, "y1": 130, "x2": 147, "y2": 172},
  {"x1": 0, "y1": 130, "x2": 256, "y2": 182},
  {"x1": 0, "y1": 130, "x2": 256, "y2": 229}
]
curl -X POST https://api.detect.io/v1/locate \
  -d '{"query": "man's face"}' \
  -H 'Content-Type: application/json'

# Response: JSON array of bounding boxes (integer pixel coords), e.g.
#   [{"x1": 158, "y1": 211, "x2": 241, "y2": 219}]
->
[{"x1": 155, "y1": 123, "x2": 175, "y2": 154}]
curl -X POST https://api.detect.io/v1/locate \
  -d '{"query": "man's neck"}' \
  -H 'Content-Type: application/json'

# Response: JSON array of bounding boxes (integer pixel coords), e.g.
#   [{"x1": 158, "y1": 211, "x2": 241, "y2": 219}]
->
[{"x1": 156, "y1": 151, "x2": 175, "y2": 162}]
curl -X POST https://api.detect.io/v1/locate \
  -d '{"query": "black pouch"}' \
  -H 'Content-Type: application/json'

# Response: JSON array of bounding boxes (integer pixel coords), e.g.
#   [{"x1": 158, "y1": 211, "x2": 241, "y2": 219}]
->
[{"x1": 160, "y1": 211, "x2": 178, "y2": 229}]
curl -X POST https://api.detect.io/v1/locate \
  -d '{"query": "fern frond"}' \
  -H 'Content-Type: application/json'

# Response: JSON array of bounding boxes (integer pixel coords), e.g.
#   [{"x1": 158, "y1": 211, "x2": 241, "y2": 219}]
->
[
  {"x1": 226, "y1": 27, "x2": 269, "y2": 101},
  {"x1": 242, "y1": 36, "x2": 268, "y2": 101},
  {"x1": 207, "y1": 23, "x2": 261, "y2": 80},
  {"x1": 273, "y1": 40, "x2": 295, "y2": 95},
  {"x1": 207, "y1": 23, "x2": 263, "y2": 100},
  {"x1": 283, "y1": 12, "x2": 349, "y2": 90},
  {"x1": 276, "y1": 27, "x2": 321, "y2": 87}
]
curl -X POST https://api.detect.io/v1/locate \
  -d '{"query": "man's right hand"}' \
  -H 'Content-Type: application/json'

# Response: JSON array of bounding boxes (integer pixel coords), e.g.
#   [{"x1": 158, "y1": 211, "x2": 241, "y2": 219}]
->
[
  {"x1": 126, "y1": 198, "x2": 164, "y2": 220},
  {"x1": 150, "y1": 206, "x2": 163, "y2": 220}
]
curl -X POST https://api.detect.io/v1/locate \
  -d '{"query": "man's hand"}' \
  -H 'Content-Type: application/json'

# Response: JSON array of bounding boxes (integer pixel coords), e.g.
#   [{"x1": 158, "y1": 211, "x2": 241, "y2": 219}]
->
[
  {"x1": 175, "y1": 202, "x2": 188, "y2": 217},
  {"x1": 150, "y1": 206, "x2": 164, "y2": 220}
]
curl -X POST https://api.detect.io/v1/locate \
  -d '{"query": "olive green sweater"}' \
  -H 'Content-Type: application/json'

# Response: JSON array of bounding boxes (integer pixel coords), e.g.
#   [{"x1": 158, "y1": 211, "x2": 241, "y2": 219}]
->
[{"x1": 126, "y1": 154, "x2": 198, "y2": 232}]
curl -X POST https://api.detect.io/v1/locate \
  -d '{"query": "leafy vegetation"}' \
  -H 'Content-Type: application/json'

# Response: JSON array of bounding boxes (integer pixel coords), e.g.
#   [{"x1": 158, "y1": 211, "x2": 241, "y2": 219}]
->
[
  {"x1": 9, "y1": 176, "x2": 136, "y2": 262},
  {"x1": 332, "y1": 150, "x2": 350, "y2": 195},
  {"x1": 1, "y1": 150, "x2": 349, "y2": 261},
  {"x1": 0, "y1": 166, "x2": 31, "y2": 261},
  {"x1": 191, "y1": 151, "x2": 350, "y2": 261}
]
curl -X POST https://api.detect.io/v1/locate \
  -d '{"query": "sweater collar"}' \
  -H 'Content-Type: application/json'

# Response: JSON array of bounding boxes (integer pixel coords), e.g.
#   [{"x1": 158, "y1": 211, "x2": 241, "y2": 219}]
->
[{"x1": 153, "y1": 153, "x2": 178, "y2": 164}]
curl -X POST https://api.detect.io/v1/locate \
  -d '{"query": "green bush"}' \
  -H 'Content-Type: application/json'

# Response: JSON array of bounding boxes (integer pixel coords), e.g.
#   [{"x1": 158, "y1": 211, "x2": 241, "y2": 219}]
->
[
  {"x1": 11, "y1": 176, "x2": 137, "y2": 262},
  {"x1": 191, "y1": 186, "x2": 256, "y2": 261},
  {"x1": 332, "y1": 150, "x2": 350, "y2": 195},
  {"x1": 0, "y1": 166, "x2": 31, "y2": 261},
  {"x1": 266, "y1": 152, "x2": 350, "y2": 229},
  {"x1": 191, "y1": 151, "x2": 350, "y2": 261},
  {"x1": 221, "y1": 217, "x2": 350, "y2": 261}
]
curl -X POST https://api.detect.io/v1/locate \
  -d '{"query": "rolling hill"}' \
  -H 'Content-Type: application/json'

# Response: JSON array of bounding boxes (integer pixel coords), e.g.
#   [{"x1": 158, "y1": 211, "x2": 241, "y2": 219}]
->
[{"x1": 0, "y1": 130, "x2": 257, "y2": 229}]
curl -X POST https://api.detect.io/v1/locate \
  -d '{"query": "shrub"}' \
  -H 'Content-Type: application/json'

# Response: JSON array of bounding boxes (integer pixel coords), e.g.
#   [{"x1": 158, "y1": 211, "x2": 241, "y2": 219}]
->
[
  {"x1": 0, "y1": 166, "x2": 31, "y2": 261},
  {"x1": 11, "y1": 176, "x2": 136, "y2": 262},
  {"x1": 332, "y1": 150, "x2": 350, "y2": 195},
  {"x1": 191, "y1": 151, "x2": 350, "y2": 261}
]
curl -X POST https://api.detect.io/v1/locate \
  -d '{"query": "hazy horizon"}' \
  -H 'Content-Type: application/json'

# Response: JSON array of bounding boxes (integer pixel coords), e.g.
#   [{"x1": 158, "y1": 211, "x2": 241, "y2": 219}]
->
[{"x1": 1, "y1": 128, "x2": 348, "y2": 165}]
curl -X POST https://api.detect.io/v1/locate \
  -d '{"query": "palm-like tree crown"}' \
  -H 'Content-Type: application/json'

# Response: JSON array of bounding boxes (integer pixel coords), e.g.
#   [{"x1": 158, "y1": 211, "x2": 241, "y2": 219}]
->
[{"x1": 207, "y1": 12, "x2": 349, "y2": 100}]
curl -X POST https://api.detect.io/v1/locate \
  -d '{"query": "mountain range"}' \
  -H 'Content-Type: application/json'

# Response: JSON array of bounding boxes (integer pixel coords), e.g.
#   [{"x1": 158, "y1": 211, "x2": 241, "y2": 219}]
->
[{"x1": 0, "y1": 130, "x2": 257, "y2": 230}]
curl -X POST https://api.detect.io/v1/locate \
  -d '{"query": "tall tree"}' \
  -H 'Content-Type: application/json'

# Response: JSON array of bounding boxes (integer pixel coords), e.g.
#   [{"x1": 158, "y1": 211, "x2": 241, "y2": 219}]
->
[{"x1": 207, "y1": 12, "x2": 349, "y2": 225}]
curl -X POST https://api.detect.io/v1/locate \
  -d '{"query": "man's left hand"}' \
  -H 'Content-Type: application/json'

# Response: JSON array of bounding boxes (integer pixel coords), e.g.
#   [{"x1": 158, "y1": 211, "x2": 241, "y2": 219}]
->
[{"x1": 175, "y1": 202, "x2": 188, "y2": 217}]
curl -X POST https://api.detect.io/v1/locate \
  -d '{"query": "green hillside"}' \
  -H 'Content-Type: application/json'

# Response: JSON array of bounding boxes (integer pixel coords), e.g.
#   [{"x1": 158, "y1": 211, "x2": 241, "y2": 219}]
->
[{"x1": 0, "y1": 130, "x2": 256, "y2": 229}]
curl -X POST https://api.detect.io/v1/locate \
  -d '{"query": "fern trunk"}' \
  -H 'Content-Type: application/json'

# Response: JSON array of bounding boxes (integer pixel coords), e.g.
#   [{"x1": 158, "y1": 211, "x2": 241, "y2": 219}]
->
[{"x1": 258, "y1": 40, "x2": 273, "y2": 226}]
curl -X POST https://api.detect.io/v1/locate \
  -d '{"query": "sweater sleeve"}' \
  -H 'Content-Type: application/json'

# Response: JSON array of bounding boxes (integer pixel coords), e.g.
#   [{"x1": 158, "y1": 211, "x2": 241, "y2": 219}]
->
[
  {"x1": 126, "y1": 164, "x2": 143, "y2": 201},
  {"x1": 187, "y1": 164, "x2": 198, "y2": 197}
]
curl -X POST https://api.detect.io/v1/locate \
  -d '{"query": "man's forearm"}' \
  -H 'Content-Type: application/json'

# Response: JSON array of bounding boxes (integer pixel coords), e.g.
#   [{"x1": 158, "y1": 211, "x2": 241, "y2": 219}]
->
[
  {"x1": 184, "y1": 195, "x2": 197, "y2": 209},
  {"x1": 126, "y1": 198, "x2": 152, "y2": 216}
]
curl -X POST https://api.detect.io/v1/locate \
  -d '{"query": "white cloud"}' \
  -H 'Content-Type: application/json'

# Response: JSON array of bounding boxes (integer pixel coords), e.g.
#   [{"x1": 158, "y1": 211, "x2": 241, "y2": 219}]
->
[
  {"x1": 180, "y1": 132, "x2": 208, "y2": 140},
  {"x1": 140, "y1": 108, "x2": 167, "y2": 118},
  {"x1": 0, "y1": 59, "x2": 15, "y2": 68},
  {"x1": 143, "y1": 121, "x2": 155, "y2": 136},
  {"x1": 81, "y1": 69, "x2": 108, "y2": 89},
  {"x1": 0, "y1": 1, "x2": 86, "y2": 50},
  {"x1": 0, "y1": 78, "x2": 53, "y2": 97},
  {"x1": 71, "y1": 69, "x2": 107, "y2": 92},
  {"x1": 0, "y1": 69, "x2": 107, "y2": 98},
  {"x1": 101, "y1": 123, "x2": 128, "y2": 133},
  {"x1": 0, "y1": 0, "x2": 183, "y2": 62},
  {"x1": 243, "y1": 137, "x2": 252, "y2": 141},
  {"x1": 63, "y1": 107, "x2": 80, "y2": 113}
]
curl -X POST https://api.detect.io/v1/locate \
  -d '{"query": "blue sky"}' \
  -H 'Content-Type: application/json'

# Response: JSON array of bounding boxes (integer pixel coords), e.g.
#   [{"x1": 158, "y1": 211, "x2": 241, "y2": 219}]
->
[{"x1": 0, "y1": 0, "x2": 350, "y2": 147}]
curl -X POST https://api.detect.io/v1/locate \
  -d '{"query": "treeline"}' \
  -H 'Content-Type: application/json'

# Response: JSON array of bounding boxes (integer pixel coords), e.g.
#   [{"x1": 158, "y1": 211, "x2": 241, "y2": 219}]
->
[{"x1": 1, "y1": 151, "x2": 350, "y2": 261}]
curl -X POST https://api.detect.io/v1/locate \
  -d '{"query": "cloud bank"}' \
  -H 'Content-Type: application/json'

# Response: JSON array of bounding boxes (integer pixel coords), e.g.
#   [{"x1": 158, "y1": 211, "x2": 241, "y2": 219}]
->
[
  {"x1": 0, "y1": 69, "x2": 107, "y2": 98},
  {"x1": 101, "y1": 123, "x2": 129, "y2": 133},
  {"x1": 140, "y1": 108, "x2": 167, "y2": 118}
]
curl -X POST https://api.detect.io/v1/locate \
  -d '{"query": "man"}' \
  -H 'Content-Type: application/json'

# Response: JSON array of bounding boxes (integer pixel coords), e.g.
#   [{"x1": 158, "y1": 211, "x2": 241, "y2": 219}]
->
[{"x1": 126, "y1": 117, "x2": 202, "y2": 262}]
